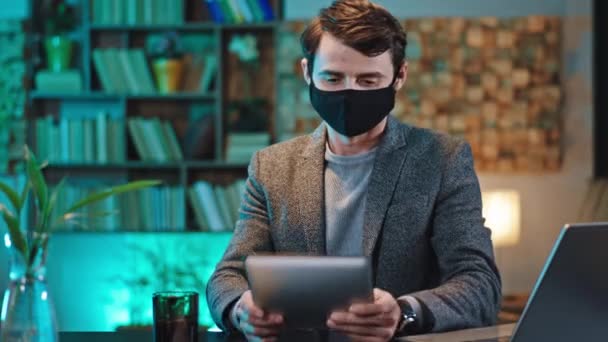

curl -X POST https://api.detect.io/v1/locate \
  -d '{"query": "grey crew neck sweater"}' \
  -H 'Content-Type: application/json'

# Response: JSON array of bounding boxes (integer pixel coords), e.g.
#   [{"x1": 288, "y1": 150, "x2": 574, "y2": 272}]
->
[{"x1": 324, "y1": 144, "x2": 377, "y2": 256}]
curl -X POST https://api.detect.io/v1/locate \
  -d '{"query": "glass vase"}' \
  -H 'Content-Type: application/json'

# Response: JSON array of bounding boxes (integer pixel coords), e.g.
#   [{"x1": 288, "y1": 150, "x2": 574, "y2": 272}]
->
[{"x1": 0, "y1": 233, "x2": 58, "y2": 342}]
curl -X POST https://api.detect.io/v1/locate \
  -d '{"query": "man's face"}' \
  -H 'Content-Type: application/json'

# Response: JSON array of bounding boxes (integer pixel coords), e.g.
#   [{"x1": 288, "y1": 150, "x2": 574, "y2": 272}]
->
[{"x1": 302, "y1": 33, "x2": 407, "y2": 92}]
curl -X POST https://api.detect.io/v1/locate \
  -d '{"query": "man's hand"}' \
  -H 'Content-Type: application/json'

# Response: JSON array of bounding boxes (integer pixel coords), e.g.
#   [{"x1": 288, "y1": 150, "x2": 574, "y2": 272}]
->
[
  {"x1": 231, "y1": 290, "x2": 284, "y2": 341},
  {"x1": 327, "y1": 288, "x2": 401, "y2": 342}
]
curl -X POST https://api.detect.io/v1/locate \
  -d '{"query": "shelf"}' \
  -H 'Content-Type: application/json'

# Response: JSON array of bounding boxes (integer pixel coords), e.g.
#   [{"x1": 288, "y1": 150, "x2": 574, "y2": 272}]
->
[
  {"x1": 88, "y1": 22, "x2": 279, "y2": 32},
  {"x1": 43, "y1": 161, "x2": 249, "y2": 170},
  {"x1": 50, "y1": 230, "x2": 234, "y2": 235},
  {"x1": 30, "y1": 92, "x2": 217, "y2": 101}
]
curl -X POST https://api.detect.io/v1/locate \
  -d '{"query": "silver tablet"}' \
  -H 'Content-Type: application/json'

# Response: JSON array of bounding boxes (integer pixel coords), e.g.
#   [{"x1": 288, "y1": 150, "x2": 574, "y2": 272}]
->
[{"x1": 245, "y1": 255, "x2": 373, "y2": 328}]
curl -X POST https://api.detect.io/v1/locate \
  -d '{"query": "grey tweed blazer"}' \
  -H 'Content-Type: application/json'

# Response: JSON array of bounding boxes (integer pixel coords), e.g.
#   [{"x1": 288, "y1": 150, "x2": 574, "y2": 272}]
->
[{"x1": 206, "y1": 115, "x2": 502, "y2": 333}]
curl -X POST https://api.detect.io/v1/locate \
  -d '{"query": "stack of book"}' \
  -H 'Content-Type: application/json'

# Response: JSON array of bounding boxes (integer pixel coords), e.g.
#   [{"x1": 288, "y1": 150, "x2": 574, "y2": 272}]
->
[
  {"x1": 127, "y1": 118, "x2": 183, "y2": 163},
  {"x1": 203, "y1": 0, "x2": 276, "y2": 23},
  {"x1": 92, "y1": 49, "x2": 156, "y2": 94},
  {"x1": 92, "y1": 0, "x2": 184, "y2": 26},
  {"x1": 35, "y1": 113, "x2": 125, "y2": 164},
  {"x1": 92, "y1": 48, "x2": 217, "y2": 94},
  {"x1": 52, "y1": 183, "x2": 185, "y2": 231},
  {"x1": 225, "y1": 132, "x2": 270, "y2": 162},
  {"x1": 189, "y1": 179, "x2": 246, "y2": 231}
]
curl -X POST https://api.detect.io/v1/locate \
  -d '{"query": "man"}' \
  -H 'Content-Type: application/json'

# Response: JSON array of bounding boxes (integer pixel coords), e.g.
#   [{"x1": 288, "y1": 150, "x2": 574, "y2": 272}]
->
[{"x1": 207, "y1": 0, "x2": 501, "y2": 340}]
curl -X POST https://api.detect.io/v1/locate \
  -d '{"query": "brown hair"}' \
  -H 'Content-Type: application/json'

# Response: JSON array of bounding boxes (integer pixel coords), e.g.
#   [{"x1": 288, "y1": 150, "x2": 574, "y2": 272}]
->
[{"x1": 300, "y1": 0, "x2": 407, "y2": 77}]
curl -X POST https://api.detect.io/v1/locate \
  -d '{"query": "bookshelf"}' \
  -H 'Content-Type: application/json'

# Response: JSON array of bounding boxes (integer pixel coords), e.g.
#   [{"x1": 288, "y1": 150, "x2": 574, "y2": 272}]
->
[{"x1": 27, "y1": 0, "x2": 285, "y2": 233}]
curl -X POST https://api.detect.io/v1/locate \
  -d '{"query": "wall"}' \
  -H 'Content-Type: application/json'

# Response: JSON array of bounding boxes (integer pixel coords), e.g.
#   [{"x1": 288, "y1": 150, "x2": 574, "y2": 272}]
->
[
  {"x1": 286, "y1": 0, "x2": 594, "y2": 294},
  {"x1": 0, "y1": 1, "x2": 28, "y2": 20}
]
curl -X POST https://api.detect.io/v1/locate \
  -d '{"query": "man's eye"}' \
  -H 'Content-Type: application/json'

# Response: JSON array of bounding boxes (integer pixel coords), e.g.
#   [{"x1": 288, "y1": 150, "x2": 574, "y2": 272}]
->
[
  {"x1": 326, "y1": 78, "x2": 339, "y2": 83},
  {"x1": 360, "y1": 79, "x2": 377, "y2": 86}
]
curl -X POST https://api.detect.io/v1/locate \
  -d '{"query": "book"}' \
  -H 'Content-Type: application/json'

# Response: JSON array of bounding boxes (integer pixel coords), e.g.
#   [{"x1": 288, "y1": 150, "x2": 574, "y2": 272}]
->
[
  {"x1": 193, "y1": 181, "x2": 226, "y2": 232},
  {"x1": 189, "y1": 187, "x2": 209, "y2": 230},
  {"x1": 35, "y1": 70, "x2": 82, "y2": 93},
  {"x1": 245, "y1": 0, "x2": 264, "y2": 21},
  {"x1": 256, "y1": 0, "x2": 275, "y2": 21},
  {"x1": 128, "y1": 118, "x2": 150, "y2": 160},
  {"x1": 214, "y1": 186, "x2": 234, "y2": 230},
  {"x1": 217, "y1": 0, "x2": 236, "y2": 23},
  {"x1": 200, "y1": 54, "x2": 217, "y2": 92},
  {"x1": 149, "y1": 118, "x2": 172, "y2": 162},
  {"x1": 117, "y1": 49, "x2": 140, "y2": 94},
  {"x1": 83, "y1": 119, "x2": 95, "y2": 163},
  {"x1": 226, "y1": 0, "x2": 245, "y2": 23},
  {"x1": 237, "y1": 0, "x2": 254, "y2": 22},
  {"x1": 205, "y1": 0, "x2": 225, "y2": 23},
  {"x1": 181, "y1": 53, "x2": 205, "y2": 92},
  {"x1": 92, "y1": 49, "x2": 114, "y2": 92},
  {"x1": 129, "y1": 49, "x2": 156, "y2": 94},
  {"x1": 95, "y1": 112, "x2": 108, "y2": 163},
  {"x1": 161, "y1": 121, "x2": 184, "y2": 161}
]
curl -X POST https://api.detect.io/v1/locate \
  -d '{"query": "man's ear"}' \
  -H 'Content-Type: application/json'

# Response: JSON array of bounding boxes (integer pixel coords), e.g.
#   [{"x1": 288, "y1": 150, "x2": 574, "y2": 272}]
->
[
  {"x1": 301, "y1": 58, "x2": 311, "y2": 85},
  {"x1": 394, "y1": 62, "x2": 408, "y2": 91}
]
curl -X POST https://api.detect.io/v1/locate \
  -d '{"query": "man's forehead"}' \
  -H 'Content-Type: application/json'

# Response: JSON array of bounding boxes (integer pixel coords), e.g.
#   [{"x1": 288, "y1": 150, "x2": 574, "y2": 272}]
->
[{"x1": 313, "y1": 33, "x2": 392, "y2": 74}]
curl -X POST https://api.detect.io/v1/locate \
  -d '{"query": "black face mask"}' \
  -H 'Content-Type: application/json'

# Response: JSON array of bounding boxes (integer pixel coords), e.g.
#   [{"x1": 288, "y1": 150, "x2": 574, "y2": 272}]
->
[{"x1": 309, "y1": 77, "x2": 396, "y2": 137}]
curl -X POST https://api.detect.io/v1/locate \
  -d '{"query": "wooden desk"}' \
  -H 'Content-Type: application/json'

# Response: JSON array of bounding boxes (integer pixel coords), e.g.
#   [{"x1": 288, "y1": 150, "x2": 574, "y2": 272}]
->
[
  {"x1": 402, "y1": 324, "x2": 516, "y2": 342},
  {"x1": 55, "y1": 324, "x2": 515, "y2": 342}
]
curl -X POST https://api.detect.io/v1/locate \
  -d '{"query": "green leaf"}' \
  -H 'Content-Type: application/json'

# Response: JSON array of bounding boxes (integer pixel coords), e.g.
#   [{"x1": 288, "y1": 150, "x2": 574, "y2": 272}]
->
[
  {"x1": 65, "y1": 180, "x2": 161, "y2": 214},
  {"x1": 19, "y1": 182, "x2": 30, "y2": 210},
  {"x1": 42, "y1": 177, "x2": 66, "y2": 232},
  {"x1": 57, "y1": 210, "x2": 119, "y2": 229},
  {"x1": 0, "y1": 180, "x2": 21, "y2": 212},
  {"x1": 0, "y1": 205, "x2": 27, "y2": 259},
  {"x1": 25, "y1": 146, "x2": 48, "y2": 213}
]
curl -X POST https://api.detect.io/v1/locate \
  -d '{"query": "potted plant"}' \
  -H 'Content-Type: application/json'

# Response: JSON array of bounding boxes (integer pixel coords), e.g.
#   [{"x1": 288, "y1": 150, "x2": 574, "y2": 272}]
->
[
  {"x1": 0, "y1": 146, "x2": 160, "y2": 341},
  {"x1": 148, "y1": 31, "x2": 185, "y2": 94},
  {"x1": 42, "y1": 0, "x2": 77, "y2": 72}
]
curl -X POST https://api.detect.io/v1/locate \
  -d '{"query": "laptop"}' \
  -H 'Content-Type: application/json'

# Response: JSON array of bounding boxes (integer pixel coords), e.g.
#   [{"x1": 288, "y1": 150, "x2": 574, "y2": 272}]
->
[
  {"x1": 475, "y1": 222, "x2": 608, "y2": 342},
  {"x1": 245, "y1": 256, "x2": 373, "y2": 328}
]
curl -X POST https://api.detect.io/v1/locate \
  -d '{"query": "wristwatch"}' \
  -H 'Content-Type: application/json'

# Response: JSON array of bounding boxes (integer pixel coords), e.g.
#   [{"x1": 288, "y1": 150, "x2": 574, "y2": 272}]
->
[{"x1": 397, "y1": 299, "x2": 419, "y2": 335}]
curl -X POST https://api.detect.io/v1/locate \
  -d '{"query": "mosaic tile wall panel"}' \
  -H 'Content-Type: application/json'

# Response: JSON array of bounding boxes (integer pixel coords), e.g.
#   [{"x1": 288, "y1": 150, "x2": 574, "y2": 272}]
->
[{"x1": 278, "y1": 17, "x2": 563, "y2": 172}]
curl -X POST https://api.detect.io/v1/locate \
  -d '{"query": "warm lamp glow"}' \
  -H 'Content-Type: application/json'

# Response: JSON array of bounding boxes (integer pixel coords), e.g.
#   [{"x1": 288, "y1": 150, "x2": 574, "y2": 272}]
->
[{"x1": 482, "y1": 190, "x2": 521, "y2": 247}]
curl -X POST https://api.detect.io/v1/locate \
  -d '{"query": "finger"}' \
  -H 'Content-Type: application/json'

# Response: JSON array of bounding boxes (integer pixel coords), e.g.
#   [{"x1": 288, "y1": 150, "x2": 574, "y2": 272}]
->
[
  {"x1": 249, "y1": 314, "x2": 283, "y2": 326},
  {"x1": 349, "y1": 303, "x2": 388, "y2": 316},
  {"x1": 245, "y1": 334, "x2": 278, "y2": 342},
  {"x1": 328, "y1": 321, "x2": 393, "y2": 340},
  {"x1": 241, "y1": 321, "x2": 282, "y2": 338},
  {"x1": 329, "y1": 312, "x2": 396, "y2": 327},
  {"x1": 348, "y1": 335, "x2": 385, "y2": 342}
]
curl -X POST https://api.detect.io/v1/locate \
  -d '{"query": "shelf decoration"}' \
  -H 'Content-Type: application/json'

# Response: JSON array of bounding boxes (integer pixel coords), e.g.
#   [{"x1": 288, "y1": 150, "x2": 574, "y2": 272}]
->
[{"x1": 148, "y1": 31, "x2": 185, "y2": 94}]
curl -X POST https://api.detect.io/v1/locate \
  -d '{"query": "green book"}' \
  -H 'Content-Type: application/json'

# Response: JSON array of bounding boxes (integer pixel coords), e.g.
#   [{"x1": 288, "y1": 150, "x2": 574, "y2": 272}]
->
[
  {"x1": 148, "y1": 118, "x2": 170, "y2": 162},
  {"x1": 126, "y1": 0, "x2": 138, "y2": 25},
  {"x1": 218, "y1": 0, "x2": 236, "y2": 23},
  {"x1": 127, "y1": 118, "x2": 149, "y2": 160},
  {"x1": 35, "y1": 118, "x2": 45, "y2": 162},
  {"x1": 245, "y1": 0, "x2": 264, "y2": 21},
  {"x1": 161, "y1": 121, "x2": 183, "y2": 161},
  {"x1": 188, "y1": 187, "x2": 209, "y2": 231},
  {"x1": 227, "y1": 0, "x2": 245, "y2": 23},
  {"x1": 129, "y1": 49, "x2": 156, "y2": 94},
  {"x1": 104, "y1": 49, "x2": 129, "y2": 94},
  {"x1": 117, "y1": 49, "x2": 140, "y2": 93},
  {"x1": 95, "y1": 112, "x2": 108, "y2": 163},
  {"x1": 92, "y1": 49, "x2": 114, "y2": 92},
  {"x1": 48, "y1": 117, "x2": 59, "y2": 163},
  {"x1": 111, "y1": 119, "x2": 126, "y2": 162},
  {"x1": 214, "y1": 186, "x2": 234, "y2": 230},
  {"x1": 83, "y1": 119, "x2": 95, "y2": 163}
]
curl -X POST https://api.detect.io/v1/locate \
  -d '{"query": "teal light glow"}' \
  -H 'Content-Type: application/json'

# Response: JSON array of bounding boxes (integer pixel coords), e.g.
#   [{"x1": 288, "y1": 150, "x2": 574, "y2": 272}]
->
[{"x1": 46, "y1": 232, "x2": 233, "y2": 331}]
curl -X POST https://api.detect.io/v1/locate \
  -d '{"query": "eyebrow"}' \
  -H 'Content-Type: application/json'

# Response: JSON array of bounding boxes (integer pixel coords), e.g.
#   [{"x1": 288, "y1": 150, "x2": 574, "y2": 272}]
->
[{"x1": 318, "y1": 70, "x2": 385, "y2": 78}]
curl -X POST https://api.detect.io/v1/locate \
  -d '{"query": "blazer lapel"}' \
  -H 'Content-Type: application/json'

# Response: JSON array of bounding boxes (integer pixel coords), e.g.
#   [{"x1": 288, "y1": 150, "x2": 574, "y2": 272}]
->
[
  {"x1": 296, "y1": 124, "x2": 327, "y2": 255},
  {"x1": 362, "y1": 116, "x2": 410, "y2": 256}
]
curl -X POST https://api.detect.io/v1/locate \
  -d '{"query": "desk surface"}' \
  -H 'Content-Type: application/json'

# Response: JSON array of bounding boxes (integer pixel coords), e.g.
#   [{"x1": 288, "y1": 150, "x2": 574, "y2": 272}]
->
[
  {"x1": 403, "y1": 324, "x2": 516, "y2": 342},
  {"x1": 57, "y1": 324, "x2": 516, "y2": 342}
]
